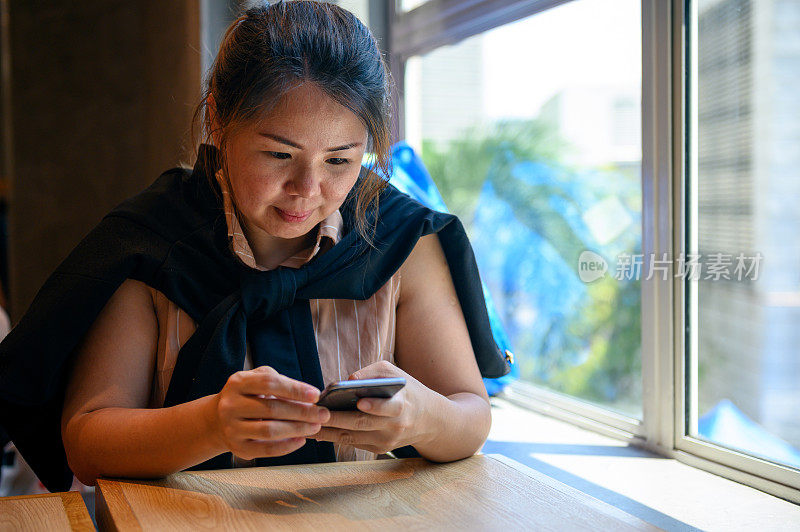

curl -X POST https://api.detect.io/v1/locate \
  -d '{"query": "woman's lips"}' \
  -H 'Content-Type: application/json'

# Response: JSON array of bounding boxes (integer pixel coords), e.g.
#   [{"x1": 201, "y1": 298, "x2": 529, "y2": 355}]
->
[{"x1": 275, "y1": 207, "x2": 313, "y2": 223}]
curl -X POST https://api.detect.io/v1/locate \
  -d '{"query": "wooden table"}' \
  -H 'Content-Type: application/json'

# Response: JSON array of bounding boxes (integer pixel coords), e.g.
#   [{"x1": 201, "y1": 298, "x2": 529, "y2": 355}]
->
[
  {"x1": 0, "y1": 491, "x2": 94, "y2": 531},
  {"x1": 95, "y1": 454, "x2": 658, "y2": 531}
]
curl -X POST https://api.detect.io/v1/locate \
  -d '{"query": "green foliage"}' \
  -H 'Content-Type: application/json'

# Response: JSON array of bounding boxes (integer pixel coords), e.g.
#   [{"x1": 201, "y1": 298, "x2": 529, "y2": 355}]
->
[
  {"x1": 418, "y1": 117, "x2": 642, "y2": 416},
  {"x1": 420, "y1": 119, "x2": 565, "y2": 223},
  {"x1": 550, "y1": 276, "x2": 642, "y2": 412}
]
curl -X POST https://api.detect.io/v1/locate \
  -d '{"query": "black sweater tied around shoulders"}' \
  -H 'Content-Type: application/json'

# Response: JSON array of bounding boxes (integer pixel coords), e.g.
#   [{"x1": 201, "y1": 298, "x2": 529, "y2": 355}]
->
[{"x1": 0, "y1": 143, "x2": 509, "y2": 492}]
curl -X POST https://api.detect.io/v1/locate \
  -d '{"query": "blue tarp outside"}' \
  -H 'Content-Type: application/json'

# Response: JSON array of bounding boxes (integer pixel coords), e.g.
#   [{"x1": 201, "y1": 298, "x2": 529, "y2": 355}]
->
[
  {"x1": 386, "y1": 142, "x2": 518, "y2": 395},
  {"x1": 385, "y1": 142, "x2": 800, "y2": 467},
  {"x1": 698, "y1": 399, "x2": 800, "y2": 469}
]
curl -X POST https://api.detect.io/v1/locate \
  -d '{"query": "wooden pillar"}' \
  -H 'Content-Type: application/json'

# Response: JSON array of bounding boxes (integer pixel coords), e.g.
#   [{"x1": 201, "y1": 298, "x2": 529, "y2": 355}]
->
[{"x1": 3, "y1": 0, "x2": 201, "y2": 319}]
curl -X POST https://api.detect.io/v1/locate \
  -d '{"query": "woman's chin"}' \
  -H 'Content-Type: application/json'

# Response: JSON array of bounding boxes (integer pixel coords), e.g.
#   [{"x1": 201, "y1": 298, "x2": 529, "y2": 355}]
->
[{"x1": 265, "y1": 219, "x2": 320, "y2": 241}]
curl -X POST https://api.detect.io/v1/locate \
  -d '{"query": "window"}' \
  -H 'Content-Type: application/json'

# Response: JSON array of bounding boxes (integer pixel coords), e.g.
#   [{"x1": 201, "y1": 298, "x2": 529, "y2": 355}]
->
[
  {"x1": 391, "y1": 0, "x2": 800, "y2": 501},
  {"x1": 679, "y1": 0, "x2": 800, "y2": 485},
  {"x1": 334, "y1": 0, "x2": 369, "y2": 23},
  {"x1": 397, "y1": 0, "x2": 430, "y2": 13},
  {"x1": 403, "y1": 0, "x2": 643, "y2": 420}
]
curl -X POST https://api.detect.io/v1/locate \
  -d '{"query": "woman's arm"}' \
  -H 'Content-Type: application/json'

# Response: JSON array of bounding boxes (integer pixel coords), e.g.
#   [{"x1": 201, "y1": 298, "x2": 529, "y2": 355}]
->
[
  {"x1": 394, "y1": 233, "x2": 491, "y2": 460},
  {"x1": 61, "y1": 279, "x2": 219, "y2": 484},
  {"x1": 61, "y1": 279, "x2": 328, "y2": 485},
  {"x1": 314, "y1": 233, "x2": 492, "y2": 462}
]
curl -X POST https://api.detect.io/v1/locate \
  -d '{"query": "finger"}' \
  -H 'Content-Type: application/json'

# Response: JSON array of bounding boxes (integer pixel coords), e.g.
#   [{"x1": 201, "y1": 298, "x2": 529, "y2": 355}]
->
[
  {"x1": 347, "y1": 360, "x2": 399, "y2": 380},
  {"x1": 323, "y1": 409, "x2": 380, "y2": 431},
  {"x1": 352, "y1": 444, "x2": 386, "y2": 455},
  {"x1": 235, "y1": 367, "x2": 320, "y2": 402},
  {"x1": 313, "y1": 427, "x2": 383, "y2": 447},
  {"x1": 238, "y1": 437, "x2": 308, "y2": 459},
  {"x1": 356, "y1": 396, "x2": 403, "y2": 417},
  {"x1": 234, "y1": 396, "x2": 330, "y2": 423},
  {"x1": 236, "y1": 419, "x2": 322, "y2": 441}
]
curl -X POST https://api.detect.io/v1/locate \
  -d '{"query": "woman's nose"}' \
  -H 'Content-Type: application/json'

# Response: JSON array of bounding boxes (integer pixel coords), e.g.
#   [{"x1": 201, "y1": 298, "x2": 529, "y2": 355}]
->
[{"x1": 285, "y1": 167, "x2": 321, "y2": 198}]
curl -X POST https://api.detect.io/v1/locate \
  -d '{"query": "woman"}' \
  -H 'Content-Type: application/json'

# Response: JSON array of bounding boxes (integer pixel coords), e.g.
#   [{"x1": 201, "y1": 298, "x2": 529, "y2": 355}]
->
[{"x1": 0, "y1": 0, "x2": 509, "y2": 491}]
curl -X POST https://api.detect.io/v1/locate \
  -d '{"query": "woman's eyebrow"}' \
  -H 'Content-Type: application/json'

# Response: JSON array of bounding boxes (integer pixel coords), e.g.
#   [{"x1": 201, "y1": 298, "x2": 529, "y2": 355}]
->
[
  {"x1": 259, "y1": 132, "x2": 362, "y2": 152},
  {"x1": 259, "y1": 132, "x2": 303, "y2": 149},
  {"x1": 327, "y1": 142, "x2": 362, "y2": 152}
]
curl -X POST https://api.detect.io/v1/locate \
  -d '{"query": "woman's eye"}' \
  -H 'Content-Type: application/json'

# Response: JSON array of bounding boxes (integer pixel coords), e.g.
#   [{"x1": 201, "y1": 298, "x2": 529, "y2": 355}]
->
[
  {"x1": 326, "y1": 157, "x2": 350, "y2": 165},
  {"x1": 268, "y1": 151, "x2": 291, "y2": 160}
]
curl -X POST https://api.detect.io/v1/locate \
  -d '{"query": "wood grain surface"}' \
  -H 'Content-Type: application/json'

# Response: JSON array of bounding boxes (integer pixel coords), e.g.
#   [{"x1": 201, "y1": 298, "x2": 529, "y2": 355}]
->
[
  {"x1": 95, "y1": 454, "x2": 660, "y2": 531},
  {"x1": 0, "y1": 491, "x2": 94, "y2": 531}
]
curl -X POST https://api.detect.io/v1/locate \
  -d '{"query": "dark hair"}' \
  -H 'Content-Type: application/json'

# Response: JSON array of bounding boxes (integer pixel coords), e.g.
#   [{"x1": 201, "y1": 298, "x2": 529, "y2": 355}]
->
[{"x1": 189, "y1": 0, "x2": 392, "y2": 239}]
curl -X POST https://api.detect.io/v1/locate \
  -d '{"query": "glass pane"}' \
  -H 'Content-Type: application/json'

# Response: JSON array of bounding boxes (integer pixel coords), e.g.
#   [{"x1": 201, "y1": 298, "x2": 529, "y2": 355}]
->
[
  {"x1": 404, "y1": 0, "x2": 642, "y2": 417},
  {"x1": 335, "y1": 0, "x2": 369, "y2": 24},
  {"x1": 688, "y1": 0, "x2": 800, "y2": 468},
  {"x1": 398, "y1": 0, "x2": 430, "y2": 12}
]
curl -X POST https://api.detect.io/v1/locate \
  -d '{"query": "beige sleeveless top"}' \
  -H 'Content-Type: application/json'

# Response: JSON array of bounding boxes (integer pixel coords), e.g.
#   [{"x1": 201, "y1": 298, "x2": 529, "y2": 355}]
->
[{"x1": 147, "y1": 170, "x2": 401, "y2": 463}]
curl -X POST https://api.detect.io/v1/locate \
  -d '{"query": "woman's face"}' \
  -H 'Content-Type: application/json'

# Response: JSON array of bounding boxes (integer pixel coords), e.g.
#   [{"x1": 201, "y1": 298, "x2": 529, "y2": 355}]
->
[{"x1": 219, "y1": 82, "x2": 368, "y2": 245}]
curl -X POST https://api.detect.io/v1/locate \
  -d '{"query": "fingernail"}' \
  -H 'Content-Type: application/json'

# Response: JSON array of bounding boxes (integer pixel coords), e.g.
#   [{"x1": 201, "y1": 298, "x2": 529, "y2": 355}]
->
[
  {"x1": 305, "y1": 388, "x2": 319, "y2": 401},
  {"x1": 360, "y1": 400, "x2": 371, "y2": 411},
  {"x1": 317, "y1": 409, "x2": 329, "y2": 421}
]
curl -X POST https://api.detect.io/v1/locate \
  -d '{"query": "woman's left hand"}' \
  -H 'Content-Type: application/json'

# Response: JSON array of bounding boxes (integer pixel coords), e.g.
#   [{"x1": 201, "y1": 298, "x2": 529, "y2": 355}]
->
[{"x1": 311, "y1": 360, "x2": 439, "y2": 454}]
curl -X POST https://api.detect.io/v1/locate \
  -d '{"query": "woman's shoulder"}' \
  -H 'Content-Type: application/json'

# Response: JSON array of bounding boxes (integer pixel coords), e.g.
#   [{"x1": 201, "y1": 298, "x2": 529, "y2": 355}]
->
[
  {"x1": 101, "y1": 278, "x2": 157, "y2": 319},
  {"x1": 40, "y1": 165, "x2": 229, "y2": 314},
  {"x1": 105, "y1": 166, "x2": 220, "y2": 242},
  {"x1": 397, "y1": 233, "x2": 446, "y2": 297}
]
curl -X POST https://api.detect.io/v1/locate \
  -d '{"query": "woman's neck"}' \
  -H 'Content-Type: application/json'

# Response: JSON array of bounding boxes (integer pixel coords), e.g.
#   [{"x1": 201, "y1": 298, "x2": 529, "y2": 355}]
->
[{"x1": 240, "y1": 218, "x2": 317, "y2": 270}]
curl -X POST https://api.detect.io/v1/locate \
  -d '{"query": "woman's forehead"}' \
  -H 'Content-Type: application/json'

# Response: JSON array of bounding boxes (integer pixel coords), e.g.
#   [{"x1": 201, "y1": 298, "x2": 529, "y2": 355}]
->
[{"x1": 248, "y1": 83, "x2": 368, "y2": 147}]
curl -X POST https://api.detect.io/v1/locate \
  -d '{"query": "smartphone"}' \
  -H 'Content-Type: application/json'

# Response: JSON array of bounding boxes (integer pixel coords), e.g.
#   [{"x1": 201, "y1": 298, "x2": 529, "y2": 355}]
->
[{"x1": 317, "y1": 377, "x2": 406, "y2": 411}]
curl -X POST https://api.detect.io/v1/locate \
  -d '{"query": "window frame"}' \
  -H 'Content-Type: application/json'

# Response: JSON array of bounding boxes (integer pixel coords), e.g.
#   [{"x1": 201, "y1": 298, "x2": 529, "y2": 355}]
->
[
  {"x1": 390, "y1": 0, "x2": 800, "y2": 503},
  {"x1": 672, "y1": 0, "x2": 800, "y2": 499}
]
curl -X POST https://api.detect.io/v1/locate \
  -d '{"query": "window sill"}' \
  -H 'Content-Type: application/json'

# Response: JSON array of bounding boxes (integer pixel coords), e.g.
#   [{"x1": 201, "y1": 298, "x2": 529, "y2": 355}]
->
[{"x1": 481, "y1": 397, "x2": 800, "y2": 530}]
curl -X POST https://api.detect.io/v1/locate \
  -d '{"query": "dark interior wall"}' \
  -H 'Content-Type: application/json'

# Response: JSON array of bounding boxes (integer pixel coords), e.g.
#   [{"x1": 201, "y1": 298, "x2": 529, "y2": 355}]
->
[{"x1": 5, "y1": 0, "x2": 201, "y2": 320}]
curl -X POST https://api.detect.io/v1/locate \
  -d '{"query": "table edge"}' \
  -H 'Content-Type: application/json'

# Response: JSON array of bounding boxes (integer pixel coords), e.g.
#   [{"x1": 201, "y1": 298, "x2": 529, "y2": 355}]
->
[
  {"x1": 60, "y1": 491, "x2": 95, "y2": 532},
  {"x1": 96, "y1": 479, "x2": 142, "y2": 532}
]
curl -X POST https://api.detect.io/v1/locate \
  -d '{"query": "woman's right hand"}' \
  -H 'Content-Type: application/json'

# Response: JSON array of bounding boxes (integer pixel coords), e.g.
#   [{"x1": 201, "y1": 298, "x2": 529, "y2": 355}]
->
[{"x1": 206, "y1": 365, "x2": 331, "y2": 460}]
